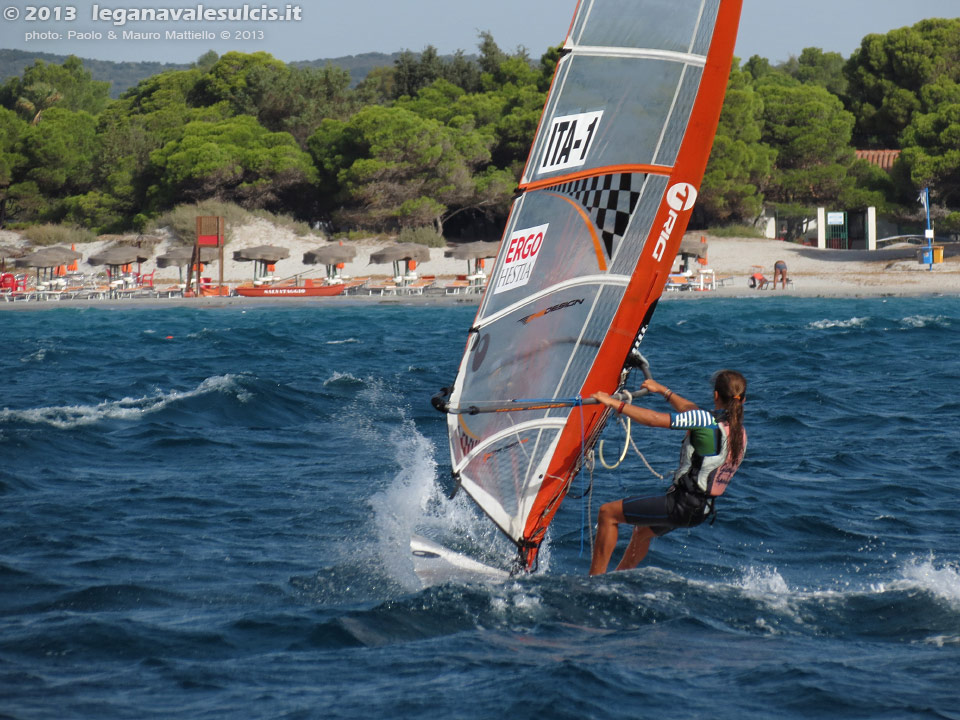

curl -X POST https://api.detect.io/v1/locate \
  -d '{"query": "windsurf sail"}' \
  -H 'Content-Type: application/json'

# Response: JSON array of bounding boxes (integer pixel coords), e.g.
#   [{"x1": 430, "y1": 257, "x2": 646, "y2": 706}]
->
[{"x1": 434, "y1": 0, "x2": 742, "y2": 570}]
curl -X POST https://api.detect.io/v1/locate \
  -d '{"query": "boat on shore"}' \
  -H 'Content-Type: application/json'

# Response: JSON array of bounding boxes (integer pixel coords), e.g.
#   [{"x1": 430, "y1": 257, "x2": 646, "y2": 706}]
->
[{"x1": 235, "y1": 281, "x2": 347, "y2": 297}]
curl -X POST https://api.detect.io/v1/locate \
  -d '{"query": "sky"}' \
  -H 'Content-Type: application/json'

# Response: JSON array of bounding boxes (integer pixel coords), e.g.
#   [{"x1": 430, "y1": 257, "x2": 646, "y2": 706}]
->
[{"x1": 0, "y1": 0, "x2": 956, "y2": 66}]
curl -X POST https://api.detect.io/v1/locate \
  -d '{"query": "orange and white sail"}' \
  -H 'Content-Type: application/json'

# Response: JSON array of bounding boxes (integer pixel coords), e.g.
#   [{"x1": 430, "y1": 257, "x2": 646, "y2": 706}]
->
[{"x1": 438, "y1": 0, "x2": 742, "y2": 570}]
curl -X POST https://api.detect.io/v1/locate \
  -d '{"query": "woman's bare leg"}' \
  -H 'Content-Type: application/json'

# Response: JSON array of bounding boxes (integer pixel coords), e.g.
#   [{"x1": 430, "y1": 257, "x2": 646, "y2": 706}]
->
[
  {"x1": 615, "y1": 526, "x2": 656, "y2": 570},
  {"x1": 589, "y1": 500, "x2": 626, "y2": 575}
]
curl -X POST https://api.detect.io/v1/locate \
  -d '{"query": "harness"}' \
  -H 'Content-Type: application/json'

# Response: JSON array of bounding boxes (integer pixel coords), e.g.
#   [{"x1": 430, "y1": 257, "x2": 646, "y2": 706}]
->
[{"x1": 673, "y1": 472, "x2": 718, "y2": 526}]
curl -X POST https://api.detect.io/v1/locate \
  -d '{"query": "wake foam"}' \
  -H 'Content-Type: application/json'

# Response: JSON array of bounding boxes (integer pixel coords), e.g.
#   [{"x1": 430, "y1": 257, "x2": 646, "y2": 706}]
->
[{"x1": 0, "y1": 374, "x2": 247, "y2": 429}]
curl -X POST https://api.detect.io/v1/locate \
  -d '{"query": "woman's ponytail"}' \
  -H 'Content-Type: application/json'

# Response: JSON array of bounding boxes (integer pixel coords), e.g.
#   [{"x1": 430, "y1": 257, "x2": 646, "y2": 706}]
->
[{"x1": 713, "y1": 370, "x2": 746, "y2": 462}]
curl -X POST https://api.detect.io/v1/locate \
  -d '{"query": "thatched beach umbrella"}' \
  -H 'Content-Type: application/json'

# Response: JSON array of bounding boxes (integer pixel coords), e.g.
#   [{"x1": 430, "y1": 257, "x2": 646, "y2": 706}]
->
[
  {"x1": 444, "y1": 241, "x2": 500, "y2": 275},
  {"x1": 89, "y1": 245, "x2": 150, "y2": 268},
  {"x1": 156, "y1": 246, "x2": 219, "y2": 282},
  {"x1": 16, "y1": 246, "x2": 82, "y2": 284},
  {"x1": 233, "y1": 244, "x2": 290, "y2": 280},
  {"x1": 0, "y1": 244, "x2": 24, "y2": 272},
  {"x1": 677, "y1": 236, "x2": 708, "y2": 259},
  {"x1": 369, "y1": 243, "x2": 430, "y2": 281},
  {"x1": 89, "y1": 245, "x2": 151, "y2": 281},
  {"x1": 303, "y1": 244, "x2": 357, "y2": 279},
  {"x1": 676, "y1": 236, "x2": 708, "y2": 275}
]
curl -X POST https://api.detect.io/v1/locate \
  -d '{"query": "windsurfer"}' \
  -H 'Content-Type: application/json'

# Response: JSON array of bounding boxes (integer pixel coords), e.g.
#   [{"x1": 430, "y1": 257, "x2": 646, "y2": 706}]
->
[{"x1": 587, "y1": 370, "x2": 747, "y2": 575}]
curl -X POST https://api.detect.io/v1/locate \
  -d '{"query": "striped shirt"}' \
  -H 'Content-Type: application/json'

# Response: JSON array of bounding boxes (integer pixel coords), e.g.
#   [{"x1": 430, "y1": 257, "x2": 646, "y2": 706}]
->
[{"x1": 669, "y1": 408, "x2": 745, "y2": 496}]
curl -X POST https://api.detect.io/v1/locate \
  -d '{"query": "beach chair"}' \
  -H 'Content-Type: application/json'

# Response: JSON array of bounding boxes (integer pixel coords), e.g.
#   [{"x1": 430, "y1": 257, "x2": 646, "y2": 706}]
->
[
  {"x1": 366, "y1": 280, "x2": 399, "y2": 296},
  {"x1": 136, "y1": 270, "x2": 155, "y2": 291},
  {"x1": 666, "y1": 273, "x2": 690, "y2": 291},
  {"x1": 401, "y1": 279, "x2": 436, "y2": 295},
  {"x1": 694, "y1": 269, "x2": 716, "y2": 291},
  {"x1": 443, "y1": 279, "x2": 471, "y2": 295},
  {"x1": 0, "y1": 273, "x2": 14, "y2": 299}
]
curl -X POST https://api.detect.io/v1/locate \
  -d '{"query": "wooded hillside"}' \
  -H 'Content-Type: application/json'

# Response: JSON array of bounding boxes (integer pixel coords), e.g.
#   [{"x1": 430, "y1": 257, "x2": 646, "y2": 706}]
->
[{"x1": 1, "y1": 20, "x2": 958, "y2": 240}]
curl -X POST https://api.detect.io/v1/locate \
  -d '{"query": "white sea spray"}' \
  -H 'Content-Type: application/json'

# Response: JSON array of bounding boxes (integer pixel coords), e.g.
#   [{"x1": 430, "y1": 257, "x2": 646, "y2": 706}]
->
[{"x1": 807, "y1": 317, "x2": 868, "y2": 330}]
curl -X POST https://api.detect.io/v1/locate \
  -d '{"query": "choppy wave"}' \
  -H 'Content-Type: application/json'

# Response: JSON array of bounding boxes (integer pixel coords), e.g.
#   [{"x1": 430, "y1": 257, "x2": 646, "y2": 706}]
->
[
  {"x1": 322, "y1": 371, "x2": 364, "y2": 387},
  {"x1": 899, "y1": 314, "x2": 952, "y2": 329},
  {"x1": 2, "y1": 299, "x2": 959, "y2": 720},
  {"x1": 0, "y1": 374, "x2": 247, "y2": 429}
]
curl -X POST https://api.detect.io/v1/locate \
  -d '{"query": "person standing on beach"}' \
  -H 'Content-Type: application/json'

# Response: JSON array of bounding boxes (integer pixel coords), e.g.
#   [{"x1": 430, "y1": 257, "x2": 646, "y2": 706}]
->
[
  {"x1": 773, "y1": 260, "x2": 788, "y2": 289},
  {"x1": 588, "y1": 370, "x2": 747, "y2": 575}
]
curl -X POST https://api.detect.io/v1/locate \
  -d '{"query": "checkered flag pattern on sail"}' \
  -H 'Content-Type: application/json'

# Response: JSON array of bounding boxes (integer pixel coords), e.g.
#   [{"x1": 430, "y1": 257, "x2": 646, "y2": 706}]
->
[{"x1": 554, "y1": 173, "x2": 642, "y2": 258}]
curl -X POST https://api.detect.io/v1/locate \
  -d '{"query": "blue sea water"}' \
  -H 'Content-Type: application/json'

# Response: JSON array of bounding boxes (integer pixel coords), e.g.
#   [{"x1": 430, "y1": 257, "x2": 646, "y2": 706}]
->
[{"x1": 1, "y1": 296, "x2": 959, "y2": 719}]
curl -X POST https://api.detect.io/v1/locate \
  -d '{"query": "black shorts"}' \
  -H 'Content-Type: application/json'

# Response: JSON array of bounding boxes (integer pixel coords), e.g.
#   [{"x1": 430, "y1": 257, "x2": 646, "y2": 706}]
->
[{"x1": 621, "y1": 486, "x2": 710, "y2": 536}]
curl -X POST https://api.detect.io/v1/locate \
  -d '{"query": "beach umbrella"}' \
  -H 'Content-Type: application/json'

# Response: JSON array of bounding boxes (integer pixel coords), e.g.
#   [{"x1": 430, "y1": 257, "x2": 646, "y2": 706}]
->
[
  {"x1": 677, "y1": 236, "x2": 708, "y2": 259},
  {"x1": 444, "y1": 241, "x2": 500, "y2": 275},
  {"x1": 16, "y1": 246, "x2": 82, "y2": 283},
  {"x1": 156, "y1": 246, "x2": 219, "y2": 282},
  {"x1": 303, "y1": 245, "x2": 356, "y2": 265},
  {"x1": 369, "y1": 243, "x2": 431, "y2": 281},
  {"x1": 303, "y1": 244, "x2": 357, "y2": 279},
  {"x1": 0, "y1": 244, "x2": 24, "y2": 272},
  {"x1": 89, "y1": 245, "x2": 151, "y2": 280},
  {"x1": 368, "y1": 243, "x2": 430, "y2": 264},
  {"x1": 233, "y1": 244, "x2": 290, "y2": 280}
]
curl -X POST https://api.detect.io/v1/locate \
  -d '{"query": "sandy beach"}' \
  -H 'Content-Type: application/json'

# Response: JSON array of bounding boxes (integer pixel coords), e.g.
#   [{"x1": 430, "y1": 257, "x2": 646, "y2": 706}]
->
[{"x1": 2, "y1": 219, "x2": 958, "y2": 308}]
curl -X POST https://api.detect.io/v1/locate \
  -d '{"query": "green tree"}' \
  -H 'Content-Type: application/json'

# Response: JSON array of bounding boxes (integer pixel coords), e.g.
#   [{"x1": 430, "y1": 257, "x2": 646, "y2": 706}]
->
[
  {"x1": 698, "y1": 60, "x2": 775, "y2": 225},
  {"x1": 0, "y1": 108, "x2": 28, "y2": 226},
  {"x1": 743, "y1": 55, "x2": 774, "y2": 83},
  {"x1": 247, "y1": 63, "x2": 358, "y2": 145},
  {"x1": 899, "y1": 76, "x2": 960, "y2": 207},
  {"x1": 11, "y1": 82, "x2": 61, "y2": 125},
  {"x1": 477, "y1": 31, "x2": 508, "y2": 76},
  {"x1": 393, "y1": 46, "x2": 446, "y2": 99},
  {"x1": 18, "y1": 107, "x2": 97, "y2": 199},
  {"x1": 148, "y1": 115, "x2": 317, "y2": 214},
  {"x1": 443, "y1": 50, "x2": 483, "y2": 93},
  {"x1": 308, "y1": 105, "x2": 508, "y2": 233},
  {"x1": 845, "y1": 18, "x2": 960, "y2": 148},
  {"x1": 757, "y1": 77, "x2": 879, "y2": 238},
  {"x1": 1, "y1": 56, "x2": 110, "y2": 120},
  {"x1": 113, "y1": 67, "x2": 219, "y2": 147},
  {"x1": 355, "y1": 65, "x2": 396, "y2": 105},
  {"x1": 188, "y1": 51, "x2": 287, "y2": 109},
  {"x1": 782, "y1": 48, "x2": 848, "y2": 96}
]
